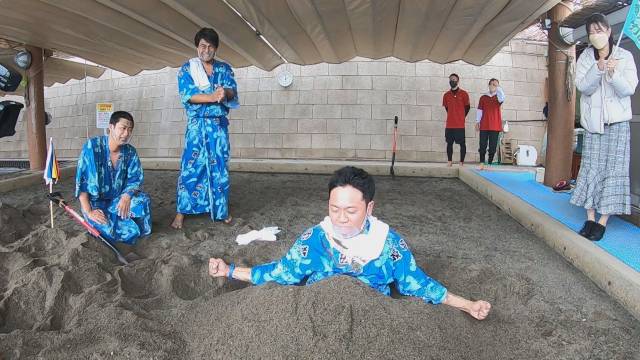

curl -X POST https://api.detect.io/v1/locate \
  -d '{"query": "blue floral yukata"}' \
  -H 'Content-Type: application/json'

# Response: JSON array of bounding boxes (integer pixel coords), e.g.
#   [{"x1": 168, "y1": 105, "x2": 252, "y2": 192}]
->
[
  {"x1": 176, "y1": 60, "x2": 239, "y2": 221},
  {"x1": 75, "y1": 136, "x2": 151, "y2": 244},
  {"x1": 251, "y1": 219, "x2": 448, "y2": 304}
]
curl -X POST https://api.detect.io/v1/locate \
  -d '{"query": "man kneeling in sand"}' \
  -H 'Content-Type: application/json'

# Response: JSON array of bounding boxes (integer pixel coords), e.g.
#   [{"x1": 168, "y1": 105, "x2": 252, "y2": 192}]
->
[
  {"x1": 208, "y1": 166, "x2": 491, "y2": 320},
  {"x1": 75, "y1": 111, "x2": 152, "y2": 245}
]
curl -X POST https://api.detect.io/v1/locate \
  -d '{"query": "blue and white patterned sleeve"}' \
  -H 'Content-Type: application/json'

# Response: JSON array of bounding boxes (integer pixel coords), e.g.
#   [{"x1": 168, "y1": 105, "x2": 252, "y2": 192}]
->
[
  {"x1": 390, "y1": 233, "x2": 448, "y2": 304},
  {"x1": 177, "y1": 63, "x2": 203, "y2": 111},
  {"x1": 220, "y1": 63, "x2": 239, "y2": 110},
  {"x1": 122, "y1": 146, "x2": 143, "y2": 197},
  {"x1": 251, "y1": 227, "x2": 323, "y2": 285},
  {"x1": 75, "y1": 140, "x2": 98, "y2": 198}
]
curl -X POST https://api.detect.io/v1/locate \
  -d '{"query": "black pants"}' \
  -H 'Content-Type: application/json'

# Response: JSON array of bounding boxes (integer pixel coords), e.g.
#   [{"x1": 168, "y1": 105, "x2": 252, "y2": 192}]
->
[
  {"x1": 445, "y1": 128, "x2": 466, "y2": 162},
  {"x1": 479, "y1": 130, "x2": 499, "y2": 164}
]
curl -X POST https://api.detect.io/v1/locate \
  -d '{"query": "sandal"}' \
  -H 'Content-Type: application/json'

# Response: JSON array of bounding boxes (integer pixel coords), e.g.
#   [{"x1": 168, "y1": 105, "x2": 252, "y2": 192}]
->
[{"x1": 552, "y1": 180, "x2": 572, "y2": 192}]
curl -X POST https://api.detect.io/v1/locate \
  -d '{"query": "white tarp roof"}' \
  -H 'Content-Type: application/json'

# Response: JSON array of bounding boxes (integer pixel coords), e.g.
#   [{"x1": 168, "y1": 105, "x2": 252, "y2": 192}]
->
[
  {"x1": 0, "y1": 0, "x2": 560, "y2": 75},
  {"x1": 0, "y1": 53, "x2": 105, "y2": 88}
]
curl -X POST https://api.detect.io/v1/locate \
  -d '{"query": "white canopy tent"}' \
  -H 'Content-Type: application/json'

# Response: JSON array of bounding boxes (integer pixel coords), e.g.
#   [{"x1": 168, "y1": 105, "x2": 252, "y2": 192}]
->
[{"x1": 0, "y1": 0, "x2": 559, "y2": 75}]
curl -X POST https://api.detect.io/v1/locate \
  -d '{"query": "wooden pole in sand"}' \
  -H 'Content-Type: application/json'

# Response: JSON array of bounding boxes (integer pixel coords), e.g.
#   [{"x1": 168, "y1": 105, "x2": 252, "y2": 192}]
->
[{"x1": 50, "y1": 182, "x2": 54, "y2": 228}]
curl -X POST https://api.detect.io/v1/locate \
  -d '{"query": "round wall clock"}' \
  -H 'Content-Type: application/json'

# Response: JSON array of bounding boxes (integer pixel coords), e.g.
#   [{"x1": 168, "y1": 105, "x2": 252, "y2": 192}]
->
[{"x1": 277, "y1": 70, "x2": 294, "y2": 87}]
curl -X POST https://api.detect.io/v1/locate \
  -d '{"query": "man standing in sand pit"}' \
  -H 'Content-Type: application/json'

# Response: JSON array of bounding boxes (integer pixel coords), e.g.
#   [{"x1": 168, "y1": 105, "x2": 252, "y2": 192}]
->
[
  {"x1": 171, "y1": 27, "x2": 239, "y2": 229},
  {"x1": 75, "y1": 111, "x2": 151, "y2": 244},
  {"x1": 208, "y1": 166, "x2": 491, "y2": 320}
]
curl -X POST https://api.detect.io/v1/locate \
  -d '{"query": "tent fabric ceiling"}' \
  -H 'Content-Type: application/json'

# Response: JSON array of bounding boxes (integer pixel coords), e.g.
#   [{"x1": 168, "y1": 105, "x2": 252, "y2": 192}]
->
[
  {"x1": 0, "y1": 0, "x2": 559, "y2": 75},
  {"x1": 560, "y1": 0, "x2": 627, "y2": 29},
  {"x1": 0, "y1": 52, "x2": 106, "y2": 88}
]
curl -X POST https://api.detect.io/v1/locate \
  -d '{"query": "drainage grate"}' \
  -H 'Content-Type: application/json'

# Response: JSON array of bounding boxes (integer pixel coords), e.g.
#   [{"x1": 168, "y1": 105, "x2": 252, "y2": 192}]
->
[
  {"x1": 0, "y1": 160, "x2": 72, "y2": 168},
  {"x1": 0, "y1": 160, "x2": 30, "y2": 169}
]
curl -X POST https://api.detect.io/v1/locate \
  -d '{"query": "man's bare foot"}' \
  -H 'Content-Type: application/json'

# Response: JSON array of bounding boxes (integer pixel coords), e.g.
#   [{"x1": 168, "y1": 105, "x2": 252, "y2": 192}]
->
[
  {"x1": 447, "y1": 161, "x2": 453, "y2": 167},
  {"x1": 171, "y1": 213, "x2": 184, "y2": 229},
  {"x1": 459, "y1": 162, "x2": 464, "y2": 167},
  {"x1": 478, "y1": 163, "x2": 485, "y2": 170},
  {"x1": 223, "y1": 215, "x2": 233, "y2": 225},
  {"x1": 466, "y1": 300, "x2": 491, "y2": 320}
]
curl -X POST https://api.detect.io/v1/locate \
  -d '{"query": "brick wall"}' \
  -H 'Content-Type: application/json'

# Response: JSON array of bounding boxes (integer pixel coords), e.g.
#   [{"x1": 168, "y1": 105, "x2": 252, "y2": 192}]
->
[{"x1": 0, "y1": 39, "x2": 548, "y2": 163}]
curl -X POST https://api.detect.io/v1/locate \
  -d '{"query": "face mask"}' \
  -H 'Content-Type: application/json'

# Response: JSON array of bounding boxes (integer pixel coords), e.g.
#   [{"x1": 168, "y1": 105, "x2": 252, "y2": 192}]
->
[
  {"x1": 589, "y1": 33, "x2": 609, "y2": 50},
  {"x1": 332, "y1": 216, "x2": 367, "y2": 240},
  {"x1": 449, "y1": 80, "x2": 458, "y2": 89}
]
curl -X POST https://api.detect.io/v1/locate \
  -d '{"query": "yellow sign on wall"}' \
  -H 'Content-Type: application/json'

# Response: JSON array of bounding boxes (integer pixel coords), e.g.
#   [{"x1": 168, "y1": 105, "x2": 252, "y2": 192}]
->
[{"x1": 96, "y1": 103, "x2": 113, "y2": 129}]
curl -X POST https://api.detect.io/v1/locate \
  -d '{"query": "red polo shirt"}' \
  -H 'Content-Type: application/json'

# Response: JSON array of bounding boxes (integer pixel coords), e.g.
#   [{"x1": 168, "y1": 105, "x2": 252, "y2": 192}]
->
[
  {"x1": 478, "y1": 94, "x2": 503, "y2": 131},
  {"x1": 442, "y1": 89, "x2": 470, "y2": 129}
]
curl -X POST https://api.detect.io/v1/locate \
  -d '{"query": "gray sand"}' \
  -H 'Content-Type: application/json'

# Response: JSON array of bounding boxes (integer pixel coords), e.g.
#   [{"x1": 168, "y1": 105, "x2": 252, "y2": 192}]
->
[
  {"x1": 0, "y1": 169, "x2": 28, "y2": 181},
  {"x1": 0, "y1": 170, "x2": 638, "y2": 359}
]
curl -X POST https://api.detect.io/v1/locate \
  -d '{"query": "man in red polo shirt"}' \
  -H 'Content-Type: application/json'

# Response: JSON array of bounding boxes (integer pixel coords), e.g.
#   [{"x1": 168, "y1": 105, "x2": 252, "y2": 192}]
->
[
  {"x1": 476, "y1": 78, "x2": 505, "y2": 169},
  {"x1": 442, "y1": 73, "x2": 470, "y2": 167}
]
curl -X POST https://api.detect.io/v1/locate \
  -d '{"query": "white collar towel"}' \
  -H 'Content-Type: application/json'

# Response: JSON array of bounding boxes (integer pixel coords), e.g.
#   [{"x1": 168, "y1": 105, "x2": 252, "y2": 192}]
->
[
  {"x1": 188, "y1": 57, "x2": 211, "y2": 91},
  {"x1": 319, "y1": 215, "x2": 389, "y2": 267}
]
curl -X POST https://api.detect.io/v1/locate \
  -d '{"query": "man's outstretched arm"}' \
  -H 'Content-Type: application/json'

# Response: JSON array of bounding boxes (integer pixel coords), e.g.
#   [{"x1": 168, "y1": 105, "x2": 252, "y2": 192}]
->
[
  {"x1": 208, "y1": 229, "x2": 321, "y2": 285},
  {"x1": 442, "y1": 292, "x2": 491, "y2": 320},
  {"x1": 391, "y1": 236, "x2": 491, "y2": 320},
  {"x1": 209, "y1": 258, "x2": 252, "y2": 282}
]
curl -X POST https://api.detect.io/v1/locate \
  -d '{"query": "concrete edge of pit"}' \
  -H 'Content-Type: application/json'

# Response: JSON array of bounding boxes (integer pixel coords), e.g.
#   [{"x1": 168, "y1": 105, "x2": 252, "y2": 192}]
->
[
  {"x1": 0, "y1": 165, "x2": 77, "y2": 194},
  {"x1": 0, "y1": 159, "x2": 457, "y2": 195},
  {"x1": 141, "y1": 158, "x2": 460, "y2": 177},
  {"x1": 458, "y1": 167, "x2": 640, "y2": 321}
]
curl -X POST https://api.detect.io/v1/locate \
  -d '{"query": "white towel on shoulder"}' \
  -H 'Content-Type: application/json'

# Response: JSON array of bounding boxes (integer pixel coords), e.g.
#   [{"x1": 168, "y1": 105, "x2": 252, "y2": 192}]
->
[
  {"x1": 188, "y1": 57, "x2": 211, "y2": 91},
  {"x1": 320, "y1": 216, "x2": 389, "y2": 267}
]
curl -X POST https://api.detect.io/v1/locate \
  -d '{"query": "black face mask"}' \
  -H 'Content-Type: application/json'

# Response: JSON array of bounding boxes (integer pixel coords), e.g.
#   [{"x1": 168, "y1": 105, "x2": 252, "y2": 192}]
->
[{"x1": 449, "y1": 80, "x2": 458, "y2": 89}]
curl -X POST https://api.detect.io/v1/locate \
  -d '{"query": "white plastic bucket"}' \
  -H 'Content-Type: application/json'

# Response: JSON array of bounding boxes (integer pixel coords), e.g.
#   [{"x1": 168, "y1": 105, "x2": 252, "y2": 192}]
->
[{"x1": 515, "y1": 145, "x2": 537, "y2": 166}]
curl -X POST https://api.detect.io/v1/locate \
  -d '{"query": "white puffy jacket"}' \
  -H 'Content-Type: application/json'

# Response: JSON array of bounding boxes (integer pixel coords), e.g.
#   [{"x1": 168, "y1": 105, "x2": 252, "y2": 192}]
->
[{"x1": 576, "y1": 46, "x2": 638, "y2": 134}]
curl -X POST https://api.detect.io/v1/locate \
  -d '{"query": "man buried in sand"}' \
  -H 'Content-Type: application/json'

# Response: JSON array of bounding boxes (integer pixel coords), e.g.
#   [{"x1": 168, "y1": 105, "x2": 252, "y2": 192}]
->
[
  {"x1": 75, "y1": 111, "x2": 152, "y2": 245},
  {"x1": 209, "y1": 166, "x2": 491, "y2": 320}
]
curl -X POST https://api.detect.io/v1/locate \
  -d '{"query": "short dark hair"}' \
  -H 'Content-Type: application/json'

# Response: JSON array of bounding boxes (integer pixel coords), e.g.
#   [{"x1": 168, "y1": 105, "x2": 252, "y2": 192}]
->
[
  {"x1": 585, "y1": 13, "x2": 614, "y2": 48},
  {"x1": 586, "y1": 13, "x2": 610, "y2": 33},
  {"x1": 489, "y1": 78, "x2": 499, "y2": 85},
  {"x1": 110, "y1": 111, "x2": 134, "y2": 127},
  {"x1": 194, "y1": 28, "x2": 219, "y2": 48},
  {"x1": 328, "y1": 166, "x2": 375, "y2": 204},
  {"x1": 449, "y1": 73, "x2": 460, "y2": 81}
]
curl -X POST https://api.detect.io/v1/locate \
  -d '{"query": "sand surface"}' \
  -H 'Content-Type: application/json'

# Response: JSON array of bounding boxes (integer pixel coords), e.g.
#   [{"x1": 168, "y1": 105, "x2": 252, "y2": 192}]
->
[{"x1": 0, "y1": 170, "x2": 638, "y2": 359}]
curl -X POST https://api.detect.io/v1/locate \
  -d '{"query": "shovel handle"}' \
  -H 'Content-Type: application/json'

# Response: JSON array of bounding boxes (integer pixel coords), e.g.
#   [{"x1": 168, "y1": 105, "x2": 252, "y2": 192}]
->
[
  {"x1": 47, "y1": 193, "x2": 128, "y2": 265},
  {"x1": 63, "y1": 204, "x2": 101, "y2": 237}
]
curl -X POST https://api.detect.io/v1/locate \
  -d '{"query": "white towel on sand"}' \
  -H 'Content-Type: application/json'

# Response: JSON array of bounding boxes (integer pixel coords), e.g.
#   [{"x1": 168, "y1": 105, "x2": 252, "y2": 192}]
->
[{"x1": 236, "y1": 227, "x2": 281, "y2": 245}]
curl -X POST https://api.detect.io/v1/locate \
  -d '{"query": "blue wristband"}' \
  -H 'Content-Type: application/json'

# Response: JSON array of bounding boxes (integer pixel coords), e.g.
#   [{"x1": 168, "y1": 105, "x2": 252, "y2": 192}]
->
[{"x1": 228, "y1": 263, "x2": 235, "y2": 280}]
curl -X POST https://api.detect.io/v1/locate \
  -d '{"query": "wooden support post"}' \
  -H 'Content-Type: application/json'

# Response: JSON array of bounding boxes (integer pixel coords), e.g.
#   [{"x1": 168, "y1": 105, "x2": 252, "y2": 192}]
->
[
  {"x1": 24, "y1": 45, "x2": 47, "y2": 171},
  {"x1": 543, "y1": 3, "x2": 576, "y2": 186}
]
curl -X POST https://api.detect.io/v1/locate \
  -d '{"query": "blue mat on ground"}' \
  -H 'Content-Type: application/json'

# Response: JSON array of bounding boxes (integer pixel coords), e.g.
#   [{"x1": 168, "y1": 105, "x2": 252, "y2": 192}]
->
[{"x1": 474, "y1": 170, "x2": 640, "y2": 273}]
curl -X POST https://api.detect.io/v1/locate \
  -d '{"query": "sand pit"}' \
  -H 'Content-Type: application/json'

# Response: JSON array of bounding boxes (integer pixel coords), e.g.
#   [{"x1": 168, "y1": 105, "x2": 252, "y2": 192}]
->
[{"x1": 0, "y1": 170, "x2": 638, "y2": 359}]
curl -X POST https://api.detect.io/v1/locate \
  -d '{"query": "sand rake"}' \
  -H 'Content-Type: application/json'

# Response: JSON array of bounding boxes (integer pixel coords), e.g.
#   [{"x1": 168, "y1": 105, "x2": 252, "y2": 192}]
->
[
  {"x1": 47, "y1": 192, "x2": 129, "y2": 265},
  {"x1": 390, "y1": 115, "x2": 399, "y2": 177}
]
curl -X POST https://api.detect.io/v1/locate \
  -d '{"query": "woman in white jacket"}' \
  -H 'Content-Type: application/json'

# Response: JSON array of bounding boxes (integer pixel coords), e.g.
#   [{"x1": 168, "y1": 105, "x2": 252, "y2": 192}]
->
[{"x1": 571, "y1": 13, "x2": 638, "y2": 241}]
